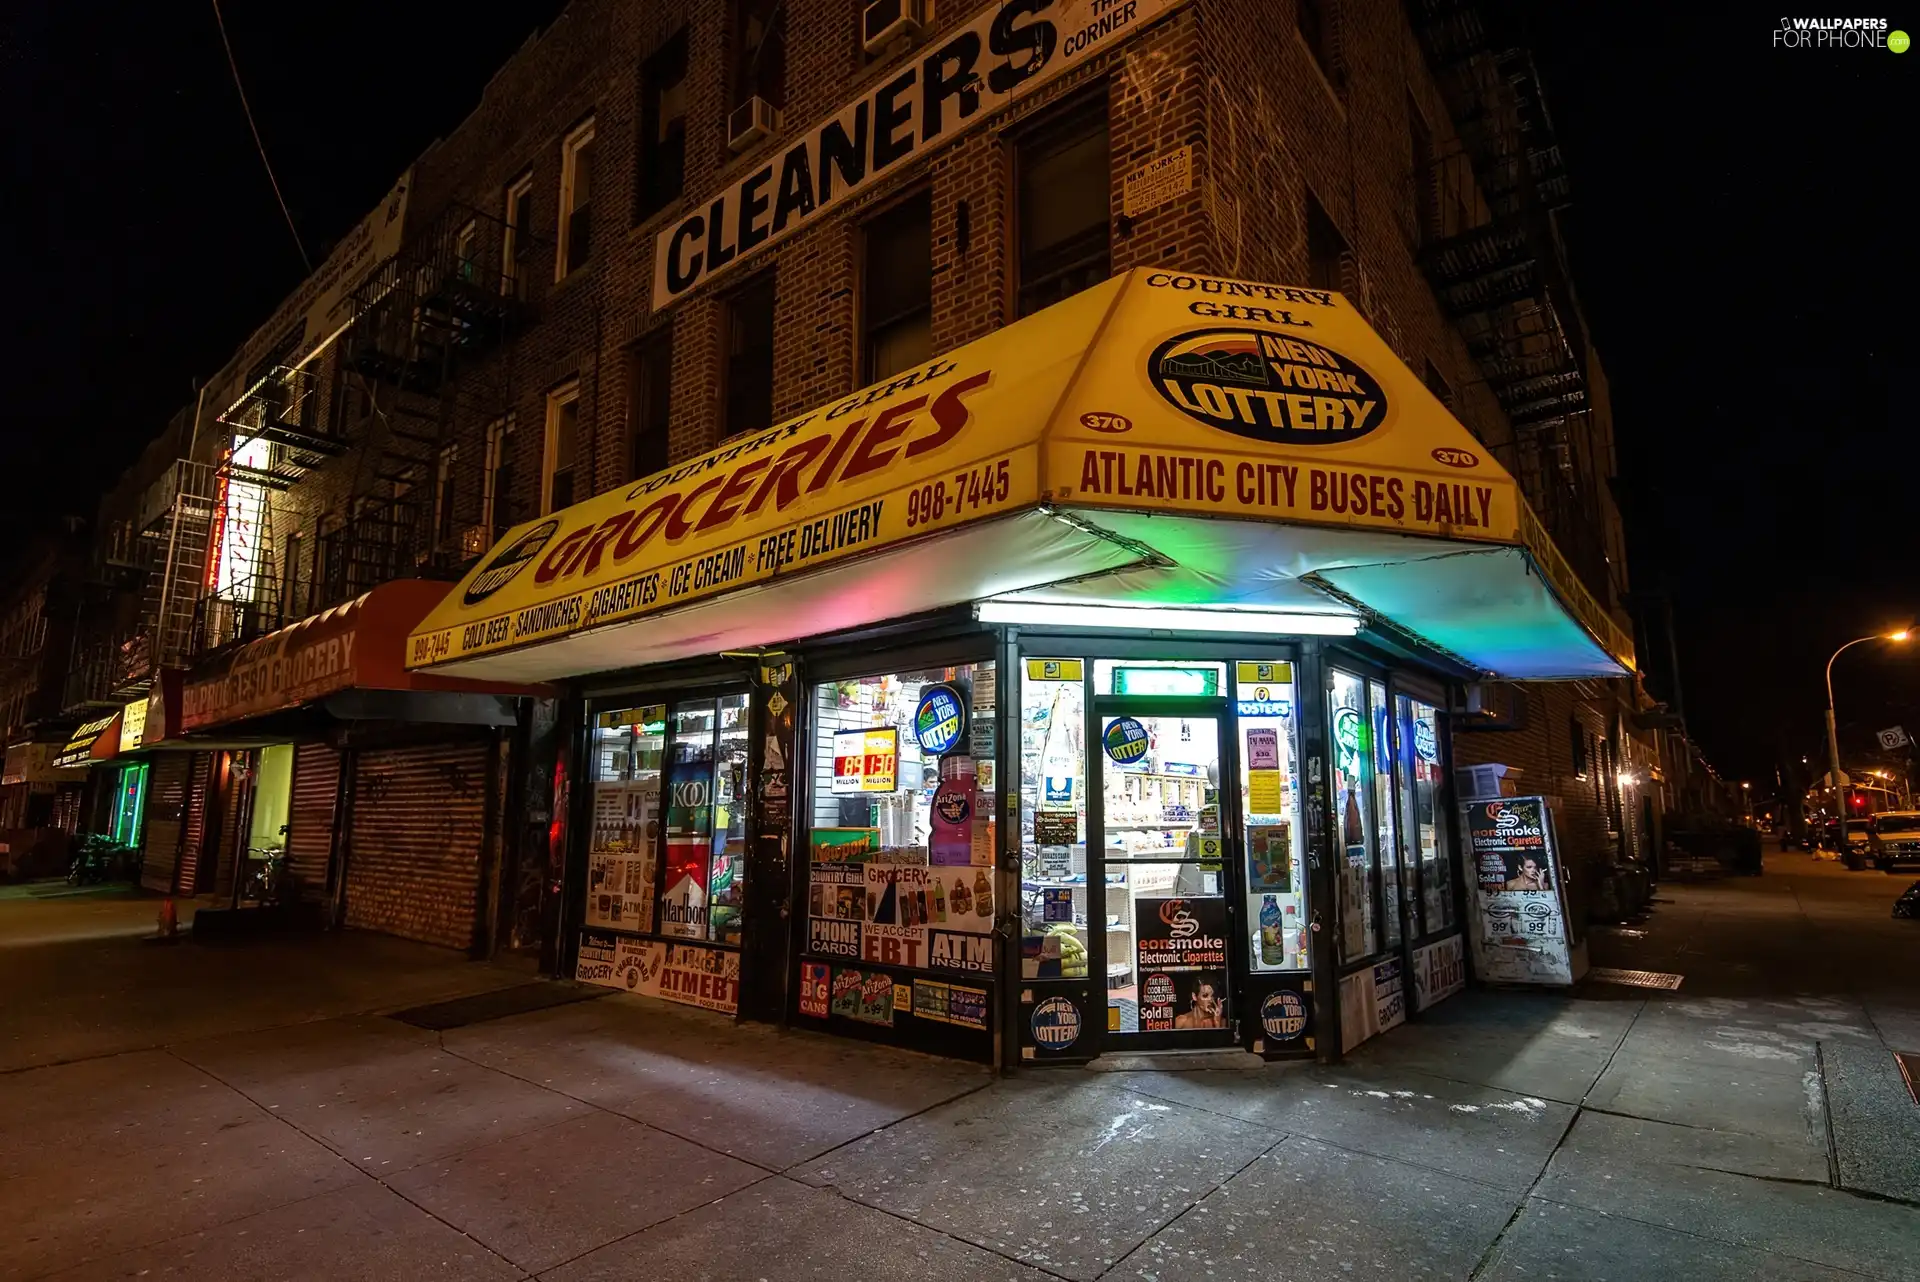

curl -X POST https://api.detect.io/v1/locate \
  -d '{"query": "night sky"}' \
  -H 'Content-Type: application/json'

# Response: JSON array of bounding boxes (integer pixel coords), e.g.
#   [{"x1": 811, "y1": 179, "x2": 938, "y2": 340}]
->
[{"x1": 3, "y1": 3, "x2": 1911, "y2": 785}]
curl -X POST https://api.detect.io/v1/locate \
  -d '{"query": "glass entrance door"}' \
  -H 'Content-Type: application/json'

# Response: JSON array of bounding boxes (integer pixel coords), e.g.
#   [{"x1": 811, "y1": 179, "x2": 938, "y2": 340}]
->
[{"x1": 1094, "y1": 710, "x2": 1235, "y2": 1046}]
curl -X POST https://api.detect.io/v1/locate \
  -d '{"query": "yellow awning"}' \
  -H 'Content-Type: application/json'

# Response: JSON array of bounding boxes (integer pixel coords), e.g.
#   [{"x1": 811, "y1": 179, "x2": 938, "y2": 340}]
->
[{"x1": 408, "y1": 268, "x2": 1632, "y2": 679}]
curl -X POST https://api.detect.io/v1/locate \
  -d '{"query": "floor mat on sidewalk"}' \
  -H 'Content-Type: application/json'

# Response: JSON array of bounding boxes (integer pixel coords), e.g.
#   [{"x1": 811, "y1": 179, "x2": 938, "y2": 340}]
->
[
  {"x1": 1586, "y1": 967, "x2": 1684, "y2": 990},
  {"x1": 389, "y1": 981, "x2": 611, "y2": 1030}
]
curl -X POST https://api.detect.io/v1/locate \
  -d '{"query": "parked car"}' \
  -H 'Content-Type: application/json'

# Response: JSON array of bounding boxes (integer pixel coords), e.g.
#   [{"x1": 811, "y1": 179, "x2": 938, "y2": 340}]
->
[{"x1": 1868, "y1": 812, "x2": 1920, "y2": 871}]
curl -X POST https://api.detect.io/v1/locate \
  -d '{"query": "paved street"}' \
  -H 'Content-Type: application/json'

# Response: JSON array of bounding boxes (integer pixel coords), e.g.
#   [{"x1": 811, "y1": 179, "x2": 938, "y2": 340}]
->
[{"x1": 2, "y1": 852, "x2": 1917, "y2": 1281}]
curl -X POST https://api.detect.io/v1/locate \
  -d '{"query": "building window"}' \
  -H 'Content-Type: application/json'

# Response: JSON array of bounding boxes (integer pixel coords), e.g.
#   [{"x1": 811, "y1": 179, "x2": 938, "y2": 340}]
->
[
  {"x1": 434, "y1": 444, "x2": 460, "y2": 545},
  {"x1": 1014, "y1": 101, "x2": 1110, "y2": 318},
  {"x1": 1298, "y1": 0, "x2": 1341, "y2": 89},
  {"x1": 1408, "y1": 95, "x2": 1435, "y2": 246},
  {"x1": 730, "y1": 0, "x2": 785, "y2": 112},
  {"x1": 484, "y1": 416, "x2": 516, "y2": 540},
  {"x1": 557, "y1": 120, "x2": 596, "y2": 279},
  {"x1": 629, "y1": 330, "x2": 673, "y2": 481},
  {"x1": 543, "y1": 385, "x2": 581, "y2": 514},
  {"x1": 502, "y1": 172, "x2": 533, "y2": 297},
  {"x1": 1569, "y1": 718, "x2": 1590, "y2": 780},
  {"x1": 1422, "y1": 359, "x2": 1454, "y2": 409},
  {"x1": 453, "y1": 220, "x2": 478, "y2": 285},
  {"x1": 1305, "y1": 193, "x2": 1347, "y2": 293},
  {"x1": 721, "y1": 274, "x2": 776, "y2": 439},
  {"x1": 637, "y1": 30, "x2": 689, "y2": 221},
  {"x1": 280, "y1": 531, "x2": 304, "y2": 620},
  {"x1": 861, "y1": 193, "x2": 932, "y2": 383}
]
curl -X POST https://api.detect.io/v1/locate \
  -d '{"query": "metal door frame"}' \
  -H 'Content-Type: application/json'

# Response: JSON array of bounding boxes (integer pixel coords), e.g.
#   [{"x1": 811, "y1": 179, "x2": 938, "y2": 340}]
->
[{"x1": 1087, "y1": 694, "x2": 1241, "y2": 1053}]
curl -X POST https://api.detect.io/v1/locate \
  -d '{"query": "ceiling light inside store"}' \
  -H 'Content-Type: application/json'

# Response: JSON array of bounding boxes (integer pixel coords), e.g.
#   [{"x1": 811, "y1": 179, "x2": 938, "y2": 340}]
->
[{"x1": 974, "y1": 602, "x2": 1361, "y2": 636}]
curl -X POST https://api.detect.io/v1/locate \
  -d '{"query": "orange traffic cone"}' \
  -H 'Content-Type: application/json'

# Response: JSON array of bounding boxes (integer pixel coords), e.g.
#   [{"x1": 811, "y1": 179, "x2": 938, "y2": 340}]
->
[{"x1": 157, "y1": 897, "x2": 177, "y2": 938}]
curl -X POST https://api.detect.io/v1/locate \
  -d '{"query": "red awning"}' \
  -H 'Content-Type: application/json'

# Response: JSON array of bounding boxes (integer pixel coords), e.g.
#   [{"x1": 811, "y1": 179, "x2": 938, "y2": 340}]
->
[{"x1": 179, "y1": 580, "x2": 545, "y2": 734}]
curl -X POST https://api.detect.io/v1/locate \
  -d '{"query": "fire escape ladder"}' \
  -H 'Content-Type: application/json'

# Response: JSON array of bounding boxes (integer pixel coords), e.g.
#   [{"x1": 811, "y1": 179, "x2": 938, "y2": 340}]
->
[
  {"x1": 1407, "y1": 0, "x2": 1611, "y2": 606},
  {"x1": 335, "y1": 200, "x2": 535, "y2": 591}
]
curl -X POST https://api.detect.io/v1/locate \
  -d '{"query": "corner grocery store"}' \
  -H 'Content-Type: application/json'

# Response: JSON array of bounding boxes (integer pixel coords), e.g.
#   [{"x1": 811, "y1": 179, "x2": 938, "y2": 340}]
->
[{"x1": 404, "y1": 268, "x2": 1633, "y2": 1065}]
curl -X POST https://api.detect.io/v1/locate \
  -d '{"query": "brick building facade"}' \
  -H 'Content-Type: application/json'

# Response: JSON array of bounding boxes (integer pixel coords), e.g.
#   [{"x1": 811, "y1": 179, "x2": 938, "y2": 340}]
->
[
  {"x1": 360, "y1": 0, "x2": 1645, "y2": 924},
  {"x1": 57, "y1": 0, "x2": 1676, "y2": 976}
]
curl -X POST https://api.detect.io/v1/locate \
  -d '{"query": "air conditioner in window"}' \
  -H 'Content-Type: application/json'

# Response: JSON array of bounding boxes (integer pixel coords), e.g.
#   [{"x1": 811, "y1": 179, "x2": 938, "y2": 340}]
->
[
  {"x1": 862, "y1": 0, "x2": 926, "y2": 53},
  {"x1": 727, "y1": 96, "x2": 782, "y2": 152}
]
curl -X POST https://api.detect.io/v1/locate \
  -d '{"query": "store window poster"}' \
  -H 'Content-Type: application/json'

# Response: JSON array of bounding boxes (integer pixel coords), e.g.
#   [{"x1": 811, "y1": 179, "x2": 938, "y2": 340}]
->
[
  {"x1": 1134, "y1": 897, "x2": 1231, "y2": 1031},
  {"x1": 799, "y1": 962, "x2": 830, "y2": 1019},
  {"x1": 586, "y1": 778, "x2": 659, "y2": 931},
  {"x1": 1247, "y1": 824, "x2": 1292, "y2": 892},
  {"x1": 929, "y1": 776, "x2": 973, "y2": 866},
  {"x1": 1246, "y1": 727, "x2": 1280, "y2": 771}
]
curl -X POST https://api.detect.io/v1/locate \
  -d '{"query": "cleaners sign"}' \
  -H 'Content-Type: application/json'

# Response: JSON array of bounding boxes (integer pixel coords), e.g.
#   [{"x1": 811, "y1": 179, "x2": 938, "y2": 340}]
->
[{"x1": 652, "y1": 0, "x2": 1184, "y2": 309}]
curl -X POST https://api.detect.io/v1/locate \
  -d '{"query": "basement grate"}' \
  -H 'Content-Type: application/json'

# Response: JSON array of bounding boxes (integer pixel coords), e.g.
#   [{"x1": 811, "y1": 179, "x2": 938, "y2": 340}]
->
[
  {"x1": 1898, "y1": 1052, "x2": 1920, "y2": 1106},
  {"x1": 1586, "y1": 967, "x2": 1684, "y2": 991}
]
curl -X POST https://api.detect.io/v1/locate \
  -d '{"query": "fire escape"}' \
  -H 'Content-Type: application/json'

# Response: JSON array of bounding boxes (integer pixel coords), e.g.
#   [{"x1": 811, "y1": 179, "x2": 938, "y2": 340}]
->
[
  {"x1": 61, "y1": 458, "x2": 220, "y2": 713},
  {"x1": 186, "y1": 202, "x2": 532, "y2": 657},
  {"x1": 323, "y1": 202, "x2": 532, "y2": 610},
  {"x1": 1409, "y1": 0, "x2": 1614, "y2": 610},
  {"x1": 200, "y1": 356, "x2": 350, "y2": 650}
]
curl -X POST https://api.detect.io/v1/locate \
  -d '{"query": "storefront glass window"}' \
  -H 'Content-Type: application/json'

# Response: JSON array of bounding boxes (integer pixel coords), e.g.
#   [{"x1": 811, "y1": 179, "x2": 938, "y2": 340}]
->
[
  {"x1": 1372, "y1": 681, "x2": 1401, "y2": 949},
  {"x1": 247, "y1": 743, "x2": 295, "y2": 852},
  {"x1": 586, "y1": 704, "x2": 664, "y2": 934},
  {"x1": 663, "y1": 696, "x2": 750, "y2": 945},
  {"x1": 804, "y1": 663, "x2": 996, "y2": 974},
  {"x1": 1235, "y1": 660, "x2": 1306, "y2": 972},
  {"x1": 113, "y1": 761, "x2": 149, "y2": 847},
  {"x1": 586, "y1": 696, "x2": 747, "y2": 945},
  {"x1": 1397, "y1": 694, "x2": 1453, "y2": 934},
  {"x1": 1331, "y1": 669, "x2": 1378, "y2": 963},
  {"x1": 1020, "y1": 659, "x2": 1084, "y2": 979},
  {"x1": 1094, "y1": 660, "x2": 1225, "y2": 697}
]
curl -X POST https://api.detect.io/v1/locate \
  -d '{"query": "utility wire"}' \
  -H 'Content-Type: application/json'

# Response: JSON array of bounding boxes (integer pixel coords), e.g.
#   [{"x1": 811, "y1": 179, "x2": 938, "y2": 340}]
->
[{"x1": 210, "y1": 0, "x2": 310, "y2": 272}]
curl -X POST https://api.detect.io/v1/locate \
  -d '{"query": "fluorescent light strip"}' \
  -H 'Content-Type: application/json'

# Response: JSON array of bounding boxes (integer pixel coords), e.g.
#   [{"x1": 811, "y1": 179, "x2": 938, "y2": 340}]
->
[{"x1": 975, "y1": 601, "x2": 1361, "y2": 636}]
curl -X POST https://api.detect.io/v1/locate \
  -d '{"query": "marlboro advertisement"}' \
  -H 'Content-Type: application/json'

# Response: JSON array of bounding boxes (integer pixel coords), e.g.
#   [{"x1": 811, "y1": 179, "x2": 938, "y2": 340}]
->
[
  {"x1": 1462, "y1": 797, "x2": 1582, "y2": 986},
  {"x1": 1135, "y1": 897, "x2": 1231, "y2": 1031},
  {"x1": 661, "y1": 759, "x2": 713, "y2": 938}
]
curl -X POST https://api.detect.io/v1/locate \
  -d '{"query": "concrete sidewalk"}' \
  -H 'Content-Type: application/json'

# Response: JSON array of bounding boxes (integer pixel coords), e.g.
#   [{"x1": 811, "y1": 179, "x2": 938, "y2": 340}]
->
[{"x1": 1, "y1": 853, "x2": 1915, "y2": 1281}]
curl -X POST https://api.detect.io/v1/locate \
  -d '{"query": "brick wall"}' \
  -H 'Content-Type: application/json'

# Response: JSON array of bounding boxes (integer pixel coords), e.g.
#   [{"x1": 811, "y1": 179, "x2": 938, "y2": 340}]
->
[
  {"x1": 1453, "y1": 679, "x2": 1638, "y2": 928},
  {"x1": 221, "y1": 0, "x2": 1644, "y2": 940}
]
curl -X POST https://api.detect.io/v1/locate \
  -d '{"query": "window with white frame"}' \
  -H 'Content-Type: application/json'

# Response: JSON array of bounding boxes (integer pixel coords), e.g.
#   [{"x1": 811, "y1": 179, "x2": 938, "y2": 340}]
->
[
  {"x1": 484, "y1": 415, "x2": 516, "y2": 540},
  {"x1": 502, "y1": 173, "x2": 533, "y2": 297},
  {"x1": 434, "y1": 443, "x2": 460, "y2": 546},
  {"x1": 557, "y1": 120, "x2": 596, "y2": 279},
  {"x1": 453, "y1": 221, "x2": 477, "y2": 285},
  {"x1": 543, "y1": 385, "x2": 581, "y2": 514}
]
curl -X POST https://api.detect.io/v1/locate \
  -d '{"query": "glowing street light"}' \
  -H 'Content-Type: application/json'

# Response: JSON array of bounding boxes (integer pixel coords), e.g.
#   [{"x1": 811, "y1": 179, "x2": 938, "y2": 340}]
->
[{"x1": 1825, "y1": 629, "x2": 1909, "y2": 799}]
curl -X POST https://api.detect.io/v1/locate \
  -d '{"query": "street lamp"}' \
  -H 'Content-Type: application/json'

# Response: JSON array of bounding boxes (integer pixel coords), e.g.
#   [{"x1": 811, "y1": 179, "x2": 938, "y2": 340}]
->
[
  {"x1": 1741, "y1": 780, "x2": 1753, "y2": 825},
  {"x1": 1825, "y1": 630, "x2": 1909, "y2": 806}
]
